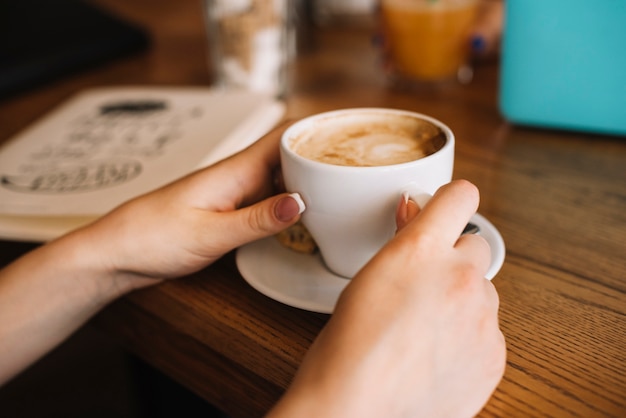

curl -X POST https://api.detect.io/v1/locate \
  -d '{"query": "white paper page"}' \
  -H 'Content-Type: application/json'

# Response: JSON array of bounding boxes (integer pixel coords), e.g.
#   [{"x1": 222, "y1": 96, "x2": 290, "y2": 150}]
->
[
  {"x1": 0, "y1": 86, "x2": 285, "y2": 242},
  {"x1": 0, "y1": 86, "x2": 284, "y2": 218}
]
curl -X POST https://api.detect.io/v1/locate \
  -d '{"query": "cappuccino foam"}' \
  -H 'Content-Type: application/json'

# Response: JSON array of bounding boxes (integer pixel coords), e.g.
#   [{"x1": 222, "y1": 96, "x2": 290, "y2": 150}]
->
[{"x1": 290, "y1": 113, "x2": 445, "y2": 167}]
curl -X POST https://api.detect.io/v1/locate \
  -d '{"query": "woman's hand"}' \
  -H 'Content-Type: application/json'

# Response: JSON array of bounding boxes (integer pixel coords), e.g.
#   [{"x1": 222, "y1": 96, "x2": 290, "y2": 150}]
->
[
  {"x1": 82, "y1": 120, "x2": 302, "y2": 292},
  {"x1": 270, "y1": 180, "x2": 506, "y2": 418}
]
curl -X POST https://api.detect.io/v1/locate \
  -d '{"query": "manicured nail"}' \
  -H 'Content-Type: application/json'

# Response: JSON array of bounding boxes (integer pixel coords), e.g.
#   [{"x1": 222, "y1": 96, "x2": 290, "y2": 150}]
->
[
  {"x1": 275, "y1": 193, "x2": 305, "y2": 222},
  {"x1": 290, "y1": 193, "x2": 306, "y2": 213},
  {"x1": 397, "y1": 194, "x2": 409, "y2": 225}
]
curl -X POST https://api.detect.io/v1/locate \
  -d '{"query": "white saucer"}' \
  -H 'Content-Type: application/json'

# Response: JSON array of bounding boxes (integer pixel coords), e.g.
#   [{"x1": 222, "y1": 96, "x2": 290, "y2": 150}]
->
[{"x1": 236, "y1": 213, "x2": 505, "y2": 314}]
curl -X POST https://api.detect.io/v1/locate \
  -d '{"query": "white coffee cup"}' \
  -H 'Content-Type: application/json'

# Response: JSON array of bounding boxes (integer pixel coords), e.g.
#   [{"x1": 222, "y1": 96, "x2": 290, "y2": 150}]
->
[{"x1": 280, "y1": 108, "x2": 454, "y2": 278}]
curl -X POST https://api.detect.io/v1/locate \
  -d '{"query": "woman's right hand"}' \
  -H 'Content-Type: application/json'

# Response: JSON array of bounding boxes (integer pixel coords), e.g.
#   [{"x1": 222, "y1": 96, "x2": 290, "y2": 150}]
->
[{"x1": 269, "y1": 179, "x2": 506, "y2": 418}]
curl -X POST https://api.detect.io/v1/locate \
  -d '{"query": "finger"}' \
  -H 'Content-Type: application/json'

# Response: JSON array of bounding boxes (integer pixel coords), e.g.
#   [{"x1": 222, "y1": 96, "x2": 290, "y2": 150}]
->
[
  {"x1": 395, "y1": 193, "x2": 420, "y2": 232},
  {"x1": 483, "y1": 278, "x2": 501, "y2": 314},
  {"x1": 185, "y1": 120, "x2": 295, "y2": 207},
  {"x1": 455, "y1": 233, "x2": 500, "y2": 313},
  {"x1": 454, "y1": 233, "x2": 492, "y2": 278},
  {"x1": 402, "y1": 180, "x2": 480, "y2": 246},
  {"x1": 231, "y1": 120, "x2": 296, "y2": 203},
  {"x1": 209, "y1": 192, "x2": 305, "y2": 249}
]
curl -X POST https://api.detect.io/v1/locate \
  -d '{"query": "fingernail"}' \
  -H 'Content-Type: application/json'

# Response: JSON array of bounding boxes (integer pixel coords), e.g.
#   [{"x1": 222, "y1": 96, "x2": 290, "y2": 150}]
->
[
  {"x1": 397, "y1": 194, "x2": 409, "y2": 224},
  {"x1": 275, "y1": 193, "x2": 305, "y2": 222}
]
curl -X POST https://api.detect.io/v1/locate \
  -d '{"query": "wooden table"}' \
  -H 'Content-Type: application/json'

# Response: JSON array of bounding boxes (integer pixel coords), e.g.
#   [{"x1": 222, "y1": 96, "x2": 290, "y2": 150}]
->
[{"x1": 1, "y1": 1, "x2": 624, "y2": 416}]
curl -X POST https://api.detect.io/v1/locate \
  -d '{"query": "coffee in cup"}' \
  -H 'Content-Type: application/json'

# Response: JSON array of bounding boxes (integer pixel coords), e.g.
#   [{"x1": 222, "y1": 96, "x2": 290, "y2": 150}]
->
[
  {"x1": 288, "y1": 113, "x2": 446, "y2": 167},
  {"x1": 280, "y1": 108, "x2": 454, "y2": 278}
]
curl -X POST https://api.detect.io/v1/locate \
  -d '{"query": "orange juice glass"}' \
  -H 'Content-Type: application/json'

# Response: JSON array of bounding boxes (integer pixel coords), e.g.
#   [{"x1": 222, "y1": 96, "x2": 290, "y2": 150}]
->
[{"x1": 381, "y1": 0, "x2": 479, "y2": 83}]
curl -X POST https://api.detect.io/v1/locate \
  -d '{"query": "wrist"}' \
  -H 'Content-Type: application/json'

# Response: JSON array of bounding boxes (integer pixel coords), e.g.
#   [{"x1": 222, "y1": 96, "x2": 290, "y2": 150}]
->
[
  {"x1": 47, "y1": 227, "x2": 129, "y2": 304},
  {"x1": 51, "y1": 218, "x2": 155, "y2": 305},
  {"x1": 69, "y1": 210, "x2": 165, "y2": 297},
  {"x1": 267, "y1": 370, "x2": 365, "y2": 418}
]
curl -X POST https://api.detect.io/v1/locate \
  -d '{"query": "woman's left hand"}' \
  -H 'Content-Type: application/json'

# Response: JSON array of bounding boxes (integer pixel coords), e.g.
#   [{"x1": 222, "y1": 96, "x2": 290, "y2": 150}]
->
[{"x1": 82, "y1": 120, "x2": 301, "y2": 290}]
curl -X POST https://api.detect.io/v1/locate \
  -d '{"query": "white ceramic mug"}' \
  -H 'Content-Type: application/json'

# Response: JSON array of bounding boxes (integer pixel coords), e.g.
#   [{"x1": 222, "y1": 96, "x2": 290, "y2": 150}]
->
[{"x1": 280, "y1": 108, "x2": 455, "y2": 278}]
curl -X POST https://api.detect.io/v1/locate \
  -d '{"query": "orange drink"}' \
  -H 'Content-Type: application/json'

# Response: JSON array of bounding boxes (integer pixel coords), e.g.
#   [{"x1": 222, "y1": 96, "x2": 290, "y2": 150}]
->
[{"x1": 381, "y1": 0, "x2": 479, "y2": 82}]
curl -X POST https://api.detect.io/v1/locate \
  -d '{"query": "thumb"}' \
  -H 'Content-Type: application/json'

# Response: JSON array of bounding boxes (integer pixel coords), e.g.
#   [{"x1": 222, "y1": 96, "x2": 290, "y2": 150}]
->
[{"x1": 218, "y1": 193, "x2": 306, "y2": 248}]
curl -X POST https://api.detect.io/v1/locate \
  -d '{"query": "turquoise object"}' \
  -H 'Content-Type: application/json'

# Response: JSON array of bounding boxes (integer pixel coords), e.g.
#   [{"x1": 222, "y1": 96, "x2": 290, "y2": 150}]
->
[{"x1": 499, "y1": 1, "x2": 626, "y2": 136}]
